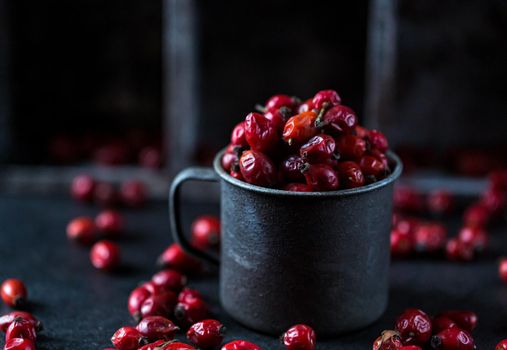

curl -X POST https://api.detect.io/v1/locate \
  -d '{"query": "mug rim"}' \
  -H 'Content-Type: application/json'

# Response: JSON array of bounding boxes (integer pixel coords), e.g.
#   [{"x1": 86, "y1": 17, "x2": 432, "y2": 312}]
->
[{"x1": 213, "y1": 147, "x2": 403, "y2": 197}]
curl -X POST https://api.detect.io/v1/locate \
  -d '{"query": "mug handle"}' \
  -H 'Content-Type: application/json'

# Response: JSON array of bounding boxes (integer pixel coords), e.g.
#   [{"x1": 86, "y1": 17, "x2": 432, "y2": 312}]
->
[{"x1": 169, "y1": 167, "x2": 220, "y2": 265}]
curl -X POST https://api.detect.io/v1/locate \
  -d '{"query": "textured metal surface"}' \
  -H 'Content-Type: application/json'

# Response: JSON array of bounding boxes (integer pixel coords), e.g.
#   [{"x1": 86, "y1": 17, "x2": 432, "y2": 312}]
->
[{"x1": 171, "y1": 150, "x2": 402, "y2": 335}]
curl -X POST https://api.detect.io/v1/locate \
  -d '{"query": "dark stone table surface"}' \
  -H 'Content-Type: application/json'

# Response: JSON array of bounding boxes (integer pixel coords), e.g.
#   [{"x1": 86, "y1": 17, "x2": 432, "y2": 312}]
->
[{"x1": 0, "y1": 193, "x2": 506, "y2": 349}]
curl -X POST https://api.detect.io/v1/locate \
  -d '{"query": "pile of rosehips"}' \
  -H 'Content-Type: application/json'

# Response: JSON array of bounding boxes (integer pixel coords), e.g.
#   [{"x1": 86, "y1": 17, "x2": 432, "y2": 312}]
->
[
  {"x1": 0, "y1": 279, "x2": 43, "y2": 350},
  {"x1": 222, "y1": 90, "x2": 392, "y2": 191}
]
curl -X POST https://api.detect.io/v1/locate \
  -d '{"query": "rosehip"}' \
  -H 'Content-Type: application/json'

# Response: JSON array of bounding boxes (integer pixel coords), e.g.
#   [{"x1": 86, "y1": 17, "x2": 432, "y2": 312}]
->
[
  {"x1": 446, "y1": 238, "x2": 474, "y2": 262},
  {"x1": 239, "y1": 150, "x2": 277, "y2": 187},
  {"x1": 162, "y1": 342, "x2": 196, "y2": 350},
  {"x1": 178, "y1": 288, "x2": 202, "y2": 304},
  {"x1": 221, "y1": 340, "x2": 262, "y2": 350},
  {"x1": 393, "y1": 187, "x2": 423, "y2": 213},
  {"x1": 175, "y1": 298, "x2": 209, "y2": 327},
  {"x1": 152, "y1": 269, "x2": 187, "y2": 292},
  {"x1": 499, "y1": 258, "x2": 507, "y2": 283},
  {"x1": 221, "y1": 145, "x2": 240, "y2": 172},
  {"x1": 138, "y1": 340, "x2": 166, "y2": 350},
  {"x1": 489, "y1": 169, "x2": 507, "y2": 192},
  {"x1": 395, "y1": 217, "x2": 420, "y2": 235},
  {"x1": 413, "y1": 223, "x2": 447, "y2": 253},
  {"x1": 458, "y1": 226, "x2": 488, "y2": 252},
  {"x1": 5, "y1": 319, "x2": 36, "y2": 342},
  {"x1": 481, "y1": 188, "x2": 506, "y2": 215},
  {"x1": 395, "y1": 308, "x2": 432, "y2": 345},
  {"x1": 301, "y1": 163, "x2": 339, "y2": 191},
  {"x1": 265, "y1": 107, "x2": 292, "y2": 132},
  {"x1": 432, "y1": 315, "x2": 457, "y2": 333},
  {"x1": 284, "y1": 183, "x2": 313, "y2": 192},
  {"x1": 282, "y1": 111, "x2": 318, "y2": 145},
  {"x1": 373, "y1": 330, "x2": 403, "y2": 350},
  {"x1": 368, "y1": 130, "x2": 389, "y2": 152},
  {"x1": 95, "y1": 210, "x2": 123, "y2": 235},
  {"x1": 496, "y1": 339, "x2": 507, "y2": 350},
  {"x1": 300, "y1": 134, "x2": 336, "y2": 163},
  {"x1": 191, "y1": 215, "x2": 220, "y2": 249},
  {"x1": 244, "y1": 112, "x2": 279, "y2": 153},
  {"x1": 427, "y1": 190, "x2": 453, "y2": 215},
  {"x1": 431, "y1": 328, "x2": 474, "y2": 350},
  {"x1": 370, "y1": 148, "x2": 390, "y2": 169},
  {"x1": 90, "y1": 240, "x2": 120, "y2": 271},
  {"x1": 230, "y1": 170, "x2": 243, "y2": 180},
  {"x1": 136, "y1": 316, "x2": 179, "y2": 342},
  {"x1": 298, "y1": 98, "x2": 314, "y2": 113},
  {"x1": 265, "y1": 94, "x2": 298, "y2": 113},
  {"x1": 359, "y1": 155, "x2": 387, "y2": 179},
  {"x1": 282, "y1": 324, "x2": 316, "y2": 350},
  {"x1": 94, "y1": 181, "x2": 118, "y2": 207},
  {"x1": 438, "y1": 310, "x2": 477, "y2": 332},
  {"x1": 337, "y1": 161, "x2": 365, "y2": 189},
  {"x1": 1, "y1": 279, "x2": 28, "y2": 308},
  {"x1": 140, "y1": 291, "x2": 178, "y2": 319},
  {"x1": 355, "y1": 125, "x2": 369, "y2": 139},
  {"x1": 158, "y1": 243, "x2": 201, "y2": 274},
  {"x1": 312, "y1": 89, "x2": 341, "y2": 109},
  {"x1": 66, "y1": 217, "x2": 96, "y2": 245},
  {"x1": 399, "y1": 347, "x2": 422, "y2": 350},
  {"x1": 187, "y1": 319, "x2": 226, "y2": 349},
  {"x1": 337, "y1": 135, "x2": 366, "y2": 160},
  {"x1": 231, "y1": 121, "x2": 248, "y2": 147},
  {"x1": 316, "y1": 105, "x2": 357, "y2": 135},
  {"x1": 111, "y1": 326, "x2": 148, "y2": 350},
  {"x1": 390, "y1": 229, "x2": 413, "y2": 256},
  {"x1": 3, "y1": 338, "x2": 36, "y2": 350},
  {"x1": 280, "y1": 155, "x2": 306, "y2": 182},
  {"x1": 120, "y1": 180, "x2": 147, "y2": 207},
  {"x1": 0, "y1": 312, "x2": 41, "y2": 333},
  {"x1": 463, "y1": 203, "x2": 490, "y2": 228},
  {"x1": 71, "y1": 174, "x2": 96, "y2": 202}
]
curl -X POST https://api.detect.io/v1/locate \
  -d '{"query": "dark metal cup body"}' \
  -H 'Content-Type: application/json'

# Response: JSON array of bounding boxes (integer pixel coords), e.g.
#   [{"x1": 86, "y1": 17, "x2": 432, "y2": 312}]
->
[{"x1": 170, "y1": 149, "x2": 402, "y2": 336}]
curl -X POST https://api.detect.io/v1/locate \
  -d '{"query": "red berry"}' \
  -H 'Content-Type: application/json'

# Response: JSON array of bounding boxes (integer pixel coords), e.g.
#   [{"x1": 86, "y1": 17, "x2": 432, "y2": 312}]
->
[
  {"x1": 221, "y1": 340, "x2": 262, "y2": 350},
  {"x1": 136, "y1": 316, "x2": 179, "y2": 342},
  {"x1": 90, "y1": 240, "x2": 120, "y2": 271},
  {"x1": 66, "y1": 217, "x2": 96, "y2": 245},
  {"x1": 94, "y1": 141, "x2": 129, "y2": 165},
  {"x1": 282, "y1": 324, "x2": 316, "y2": 350},
  {"x1": 282, "y1": 111, "x2": 319, "y2": 145},
  {"x1": 152, "y1": 269, "x2": 187, "y2": 292},
  {"x1": 239, "y1": 150, "x2": 277, "y2": 187},
  {"x1": 222, "y1": 145, "x2": 240, "y2": 172},
  {"x1": 231, "y1": 121, "x2": 248, "y2": 148},
  {"x1": 458, "y1": 226, "x2": 488, "y2": 252},
  {"x1": 438, "y1": 311, "x2": 477, "y2": 332},
  {"x1": 264, "y1": 108, "x2": 291, "y2": 132},
  {"x1": 280, "y1": 155, "x2": 306, "y2": 182},
  {"x1": 337, "y1": 135, "x2": 366, "y2": 161},
  {"x1": 298, "y1": 98, "x2": 314, "y2": 113},
  {"x1": 300, "y1": 134, "x2": 336, "y2": 163},
  {"x1": 431, "y1": 328, "x2": 474, "y2": 350},
  {"x1": 446, "y1": 238, "x2": 474, "y2": 262},
  {"x1": 432, "y1": 315, "x2": 458, "y2": 334},
  {"x1": 489, "y1": 169, "x2": 507, "y2": 192},
  {"x1": 138, "y1": 340, "x2": 166, "y2": 350},
  {"x1": 187, "y1": 319, "x2": 226, "y2": 348},
  {"x1": 94, "y1": 181, "x2": 118, "y2": 207},
  {"x1": 5, "y1": 319, "x2": 36, "y2": 342},
  {"x1": 480, "y1": 188, "x2": 506, "y2": 215},
  {"x1": 0, "y1": 312, "x2": 41, "y2": 333},
  {"x1": 95, "y1": 210, "x2": 123, "y2": 235},
  {"x1": 355, "y1": 125, "x2": 369, "y2": 139},
  {"x1": 230, "y1": 170, "x2": 243, "y2": 180},
  {"x1": 128, "y1": 285, "x2": 151, "y2": 321},
  {"x1": 3, "y1": 338, "x2": 36, "y2": 350},
  {"x1": 463, "y1": 203, "x2": 490, "y2": 228},
  {"x1": 120, "y1": 180, "x2": 147, "y2": 207},
  {"x1": 399, "y1": 347, "x2": 422, "y2": 350},
  {"x1": 390, "y1": 229, "x2": 413, "y2": 256},
  {"x1": 284, "y1": 183, "x2": 313, "y2": 192},
  {"x1": 499, "y1": 258, "x2": 507, "y2": 283},
  {"x1": 1, "y1": 279, "x2": 27, "y2": 308},
  {"x1": 312, "y1": 90, "x2": 341, "y2": 109},
  {"x1": 373, "y1": 330, "x2": 403, "y2": 350},
  {"x1": 427, "y1": 190, "x2": 454, "y2": 215},
  {"x1": 394, "y1": 187, "x2": 423, "y2": 213},
  {"x1": 301, "y1": 163, "x2": 339, "y2": 191},
  {"x1": 265, "y1": 94, "x2": 298, "y2": 113},
  {"x1": 359, "y1": 155, "x2": 386, "y2": 179},
  {"x1": 178, "y1": 288, "x2": 202, "y2": 304},
  {"x1": 191, "y1": 216, "x2": 221, "y2": 249},
  {"x1": 175, "y1": 298, "x2": 209, "y2": 327},
  {"x1": 317, "y1": 105, "x2": 357, "y2": 135},
  {"x1": 496, "y1": 339, "x2": 507, "y2": 350},
  {"x1": 368, "y1": 130, "x2": 389, "y2": 153},
  {"x1": 244, "y1": 112, "x2": 279, "y2": 153},
  {"x1": 140, "y1": 291, "x2": 178, "y2": 319},
  {"x1": 70, "y1": 174, "x2": 96, "y2": 202},
  {"x1": 337, "y1": 161, "x2": 365, "y2": 189},
  {"x1": 139, "y1": 146, "x2": 162, "y2": 169},
  {"x1": 162, "y1": 342, "x2": 196, "y2": 350},
  {"x1": 158, "y1": 244, "x2": 201, "y2": 274},
  {"x1": 395, "y1": 308, "x2": 432, "y2": 345},
  {"x1": 413, "y1": 223, "x2": 447, "y2": 253},
  {"x1": 111, "y1": 326, "x2": 148, "y2": 350},
  {"x1": 395, "y1": 217, "x2": 420, "y2": 235}
]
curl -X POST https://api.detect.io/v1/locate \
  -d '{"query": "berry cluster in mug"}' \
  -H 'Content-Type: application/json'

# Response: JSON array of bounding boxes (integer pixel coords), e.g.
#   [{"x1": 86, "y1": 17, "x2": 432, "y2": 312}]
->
[{"x1": 221, "y1": 90, "x2": 392, "y2": 192}]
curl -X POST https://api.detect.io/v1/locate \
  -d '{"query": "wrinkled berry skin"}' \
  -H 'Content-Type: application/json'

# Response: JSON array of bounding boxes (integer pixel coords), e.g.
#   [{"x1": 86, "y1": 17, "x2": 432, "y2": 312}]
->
[
  {"x1": 300, "y1": 134, "x2": 336, "y2": 163},
  {"x1": 5, "y1": 319, "x2": 37, "y2": 342},
  {"x1": 0, "y1": 312, "x2": 41, "y2": 333},
  {"x1": 282, "y1": 324, "x2": 316, "y2": 350},
  {"x1": 499, "y1": 258, "x2": 507, "y2": 283},
  {"x1": 175, "y1": 298, "x2": 209, "y2": 327},
  {"x1": 222, "y1": 145, "x2": 240, "y2": 172},
  {"x1": 221, "y1": 340, "x2": 262, "y2": 350},
  {"x1": 438, "y1": 310, "x2": 477, "y2": 332},
  {"x1": 231, "y1": 121, "x2": 248, "y2": 147},
  {"x1": 265, "y1": 94, "x2": 298, "y2": 113},
  {"x1": 137, "y1": 340, "x2": 166, "y2": 350},
  {"x1": 1, "y1": 279, "x2": 28, "y2": 308},
  {"x1": 282, "y1": 111, "x2": 319, "y2": 145},
  {"x1": 163, "y1": 342, "x2": 197, "y2": 350},
  {"x1": 191, "y1": 216, "x2": 221, "y2": 250},
  {"x1": 152, "y1": 269, "x2": 187, "y2": 292},
  {"x1": 239, "y1": 150, "x2": 277, "y2": 187},
  {"x1": 373, "y1": 330, "x2": 403, "y2": 350},
  {"x1": 158, "y1": 243, "x2": 201, "y2": 274},
  {"x1": 302, "y1": 164, "x2": 339, "y2": 191},
  {"x1": 312, "y1": 90, "x2": 341, "y2": 109},
  {"x1": 178, "y1": 288, "x2": 202, "y2": 304},
  {"x1": 187, "y1": 319, "x2": 226, "y2": 349},
  {"x1": 317, "y1": 105, "x2": 357, "y2": 135},
  {"x1": 431, "y1": 328, "x2": 474, "y2": 350},
  {"x1": 111, "y1": 326, "x2": 147, "y2": 350},
  {"x1": 284, "y1": 183, "x2": 313, "y2": 192},
  {"x1": 140, "y1": 291, "x2": 178, "y2": 319},
  {"x1": 3, "y1": 338, "x2": 36, "y2": 350},
  {"x1": 90, "y1": 240, "x2": 120, "y2": 271},
  {"x1": 298, "y1": 98, "x2": 314, "y2": 113},
  {"x1": 337, "y1": 161, "x2": 365, "y2": 189},
  {"x1": 413, "y1": 223, "x2": 447, "y2": 253},
  {"x1": 244, "y1": 112, "x2": 279, "y2": 154},
  {"x1": 360, "y1": 155, "x2": 387, "y2": 179},
  {"x1": 395, "y1": 308, "x2": 432, "y2": 345},
  {"x1": 280, "y1": 155, "x2": 306, "y2": 182},
  {"x1": 496, "y1": 339, "x2": 507, "y2": 350},
  {"x1": 368, "y1": 130, "x2": 389, "y2": 152},
  {"x1": 337, "y1": 135, "x2": 366, "y2": 161},
  {"x1": 136, "y1": 316, "x2": 179, "y2": 342}
]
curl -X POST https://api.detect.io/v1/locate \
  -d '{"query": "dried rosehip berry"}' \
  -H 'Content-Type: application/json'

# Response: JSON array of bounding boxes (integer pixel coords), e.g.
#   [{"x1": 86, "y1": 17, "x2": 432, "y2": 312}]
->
[
  {"x1": 71, "y1": 174, "x2": 96, "y2": 202},
  {"x1": 128, "y1": 285, "x2": 152, "y2": 321},
  {"x1": 395, "y1": 217, "x2": 420, "y2": 235},
  {"x1": 90, "y1": 240, "x2": 120, "y2": 271},
  {"x1": 373, "y1": 330, "x2": 403, "y2": 350},
  {"x1": 158, "y1": 243, "x2": 201, "y2": 274},
  {"x1": 222, "y1": 144, "x2": 240, "y2": 172},
  {"x1": 399, "y1": 347, "x2": 422, "y2": 350},
  {"x1": 138, "y1": 340, "x2": 166, "y2": 350},
  {"x1": 336, "y1": 135, "x2": 366, "y2": 160},
  {"x1": 111, "y1": 326, "x2": 148, "y2": 350},
  {"x1": 264, "y1": 108, "x2": 291, "y2": 132},
  {"x1": 284, "y1": 183, "x2": 313, "y2": 192},
  {"x1": 239, "y1": 150, "x2": 277, "y2": 187},
  {"x1": 463, "y1": 203, "x2": 490, "y2": 228},
  {"x1": 3, "y1": 338, "x2": 36, "y2": 350},
  {"x1": 431, "y1": 315, "x2": 457, "y2": 333},
  {"x1": 355, "y1": 125, "x2": 369, "y2": 139},
  {"x1": 282, "y1": 111, "x2": 319, "y2": 145},
  {"x1": 1, "y1": 279, "x2": 28, "y2": 308},
  {"x1": 300, "y1": 134, "x2": 336, "y2": 163},
  {"x1": 66, "y1": 217, "x2": 97, "y2": 245},
  {"x1": 337, "y1": 161, "x2": 365, "y2": 189},
  {"x1": 282, "y1": 324, "x2": 316, "y2": 350},
  {"x1": 120, "y1": 180, "x2": 147, "y2": 207},
  {"x1": 359, "y1": 155, "x2": 387, "y2": 179},
  {"x1": 265, "y1": 94, "x2": 299, "y2": 113},
  {"x1": 496, "y1": 339, "x2": 507, "y2": 350},
  {"x1": 221, "y1": 340, "x2": 262, "y2": 350},
  {"x1": 136, "y1": 316, "x2": 179, "y2": 342},
  {"x1": 280, "y1": 155, "x2": 306, "y2": 182},
  {"x1": 312, "y1": 90, "x2": 341, "y2": 110},
  {"x1": 427, "y1": 190, "x2": 453, "y2": 215},
  {"x1": 231, "y1": 121, "x2": 248, "y2": 147},
  {"x1": 413, "y1": 223, "x2": 447, "y2": 253},
  {"x1": 191, "y1": 216, "x2": 220, "y2": 250},
  {"x1": 499, "y1": 258, "x2": 507, "y2": 283},
  {"x1": 438, "y1": 310, "x2": 477, "y2": 332},
  {"x1": 178, "y1": 288, "x2": 202, "y2": 304},
  {"x1": 298, "y1": 98, "x2": 314, "y2": 114},
  {"x1": 95, "y1": 210, "x2": 123, "y2": 235},
  {"x1": 316, "y1": 105, "x2": 357, "y2": 135},
  {"x1": 458, "y1": 226, "x2": 488, "y2": 252},
  {"x1": 244, "y1": 112, "x2": 279, "y2": 154},
  {"x1": 446, "y1": 238, "x2": 474, "y2": 262},
  {"x1": 187, "y1": 319, "x2": 226, "y2": 349},
  {"x1": 140, "y1": 291, "x2": 178, "y2": 319},
  {"x1": 368, "y1": 130, "x2": 389, "y2": 152},
  {"x1": 431, "y1": 328, "x2": 474, "y2": 350},
  {"x1": 152, "y1": 269, "x2": 187, "y2": 293},
  {"x1": 175, "y1": 298, "x2": 209, "y2": 327},
  {"x1": 301, "y1": 163, "x2": 339, "y2": 191},
  {"x1": 390, "y1": 229, "x2": 413, "y2": 256},
  {"x1": 395, "y1": 308, "x2": 432, "y2": 345},
  {"x1": 5, "y1": 319, "x2": 36, "y2": 342},
  {"x1": 393, "y1": 186, "x2": 423, "y2": 213},
  {"x1": 0, "y1": 312, "x2": 41, "y2": 333},
  {"x1": 480, "y1": 188, "x2": 506, "y2": 216},
  {"x1": 489, "y1": 169, "x2": 507, "y2": 192},
  {"x1": 163, "y1": 342, "x2": 197, "y2": 350}
]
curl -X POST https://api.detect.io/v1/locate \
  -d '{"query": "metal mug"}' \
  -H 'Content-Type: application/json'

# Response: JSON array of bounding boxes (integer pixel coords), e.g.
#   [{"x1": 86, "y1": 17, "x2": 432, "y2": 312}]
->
[{"x1": 169, "y1": 148, "x2": 402, "y2": 336}]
